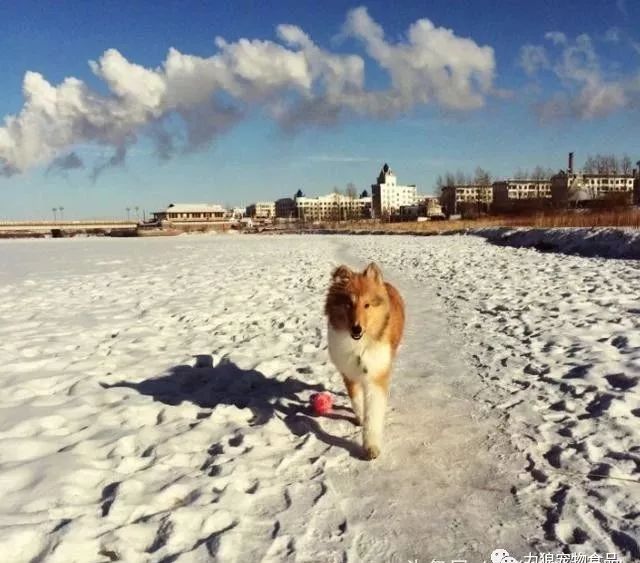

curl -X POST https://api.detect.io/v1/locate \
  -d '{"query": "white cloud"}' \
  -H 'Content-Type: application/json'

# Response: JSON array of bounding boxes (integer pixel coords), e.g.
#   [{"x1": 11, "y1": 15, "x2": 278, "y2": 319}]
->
[
  {"x1": 0, "y1": 6, "x2": 497, "y2": 176},
  {"x1": 519, "y1": 45, "x2": 549, "y2": 75},
  {"x1": 520, "y1": 31, "x2": 639, "y2": 120},
  {"x1": 545, "y1": 31, "x2": 567, "y2": 46},
  {"x1": 342, "y1": 7, "x2": 495, "y2": 112},
  {"x1": 604, "y1": 27, "x2": 622, "y2": 43}
]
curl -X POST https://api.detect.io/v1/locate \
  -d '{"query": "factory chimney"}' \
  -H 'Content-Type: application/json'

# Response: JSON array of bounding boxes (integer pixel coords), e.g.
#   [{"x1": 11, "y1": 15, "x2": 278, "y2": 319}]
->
[{"x1": 568, "y1": 152, "x2": 574, "y2": 174}]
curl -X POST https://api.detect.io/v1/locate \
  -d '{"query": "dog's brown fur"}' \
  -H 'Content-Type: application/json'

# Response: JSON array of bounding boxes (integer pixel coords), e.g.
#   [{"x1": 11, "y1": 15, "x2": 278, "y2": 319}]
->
[{"x1": 325, "y1": 263, "x2": 405, "y2": 459}]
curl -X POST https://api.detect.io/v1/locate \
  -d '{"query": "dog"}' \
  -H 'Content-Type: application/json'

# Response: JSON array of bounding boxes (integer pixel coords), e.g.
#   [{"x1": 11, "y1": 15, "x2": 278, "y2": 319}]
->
[{"x1": 325, "y1": 262, "x2": 405, "y2": 460}]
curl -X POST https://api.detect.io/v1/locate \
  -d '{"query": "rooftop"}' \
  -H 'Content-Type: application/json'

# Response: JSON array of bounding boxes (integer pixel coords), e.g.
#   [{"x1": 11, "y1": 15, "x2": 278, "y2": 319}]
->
[{"x1": 164, "y1": 203, "x2": 226, "y2": 213}]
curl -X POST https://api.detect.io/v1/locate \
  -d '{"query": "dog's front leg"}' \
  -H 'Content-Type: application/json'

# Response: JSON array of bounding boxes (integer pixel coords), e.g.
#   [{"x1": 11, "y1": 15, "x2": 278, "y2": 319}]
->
[
  {"x1": 342, "y1": 375, "x2": 364, "y2": 426},
  {"x1": 362, "y1": 374, "x2": 389, "y2": 460}
]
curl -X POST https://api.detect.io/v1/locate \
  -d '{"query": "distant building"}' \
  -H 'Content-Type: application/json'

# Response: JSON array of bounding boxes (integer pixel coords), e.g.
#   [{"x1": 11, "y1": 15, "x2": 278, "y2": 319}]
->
[
  {"x1": 371, "y1": 164, "x2": 417, "y2": 218},
  {"x1": 399, "y1": 197, "x2": 444, "y2": 220},
  {"x1": 635, "y1": 168, "x2": 640, "y2": 206},
  {"x1": 223, "y1": 207, "x2": 246, "y2": 220},
  {"x1": 440, "y1": 185, "x2": 493, "y2": 217},
  {"x1": 275, "y1": 198, "x2": 296, "y2": 219},
  {"x1": 551, "y1": 172, "x2": 635, "y2": 207},
  {"x1": 296, "y1": 193, "x2": 372, "y2": 221},
  {"x1": 152, "y1": 203, "x2": 226, "y2": 222},
  {"x1": 246, "y1": 201, "x2": 276, "y2": 219},
  {"x1": 493, "y1": 179, "x2": 552, "y2": 212}
]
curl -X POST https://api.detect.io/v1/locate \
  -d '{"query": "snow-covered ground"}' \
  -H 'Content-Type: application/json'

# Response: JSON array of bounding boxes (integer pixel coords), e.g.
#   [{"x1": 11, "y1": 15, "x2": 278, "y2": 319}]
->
[{"x1": 0, "y1": 234, "x2": 637, "y2": 562}]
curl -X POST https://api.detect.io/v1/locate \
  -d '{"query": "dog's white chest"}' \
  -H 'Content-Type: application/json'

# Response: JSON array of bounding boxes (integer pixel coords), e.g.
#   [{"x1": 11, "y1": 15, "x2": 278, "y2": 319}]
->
[{"x1": 327, "y1": 326, "x2": 392, "y2": 381}]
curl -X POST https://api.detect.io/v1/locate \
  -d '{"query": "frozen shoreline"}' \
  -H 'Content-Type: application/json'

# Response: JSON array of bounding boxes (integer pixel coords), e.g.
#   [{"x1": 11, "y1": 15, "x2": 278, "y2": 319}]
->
[{"x1": 471, "y1": 227, "x2": 640, "y2": 259}]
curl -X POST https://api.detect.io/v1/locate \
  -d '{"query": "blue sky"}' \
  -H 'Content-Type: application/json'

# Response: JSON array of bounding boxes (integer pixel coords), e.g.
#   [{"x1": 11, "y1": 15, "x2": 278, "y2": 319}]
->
[{"x1": 1, "y1": 0, "x2": 639, "y2": 219}]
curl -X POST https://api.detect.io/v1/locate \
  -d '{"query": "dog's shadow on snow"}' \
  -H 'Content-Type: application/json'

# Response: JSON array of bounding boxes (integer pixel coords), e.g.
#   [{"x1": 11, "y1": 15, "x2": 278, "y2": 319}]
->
[{"x1": 101, "y1": 354, "x2": 364, "y2": 459}]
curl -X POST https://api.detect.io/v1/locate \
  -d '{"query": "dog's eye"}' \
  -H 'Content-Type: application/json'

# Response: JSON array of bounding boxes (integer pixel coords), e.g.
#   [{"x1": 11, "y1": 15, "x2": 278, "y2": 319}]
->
[{"x1": 364, "y1": 303, "x2": 370, "y2": 309}]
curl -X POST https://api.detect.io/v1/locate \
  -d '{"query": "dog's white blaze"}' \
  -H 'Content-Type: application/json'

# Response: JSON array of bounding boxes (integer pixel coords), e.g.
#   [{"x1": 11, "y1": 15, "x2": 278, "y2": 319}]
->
[{"x1": 327, "y1": 326, "x2": 392, "y2": 381}]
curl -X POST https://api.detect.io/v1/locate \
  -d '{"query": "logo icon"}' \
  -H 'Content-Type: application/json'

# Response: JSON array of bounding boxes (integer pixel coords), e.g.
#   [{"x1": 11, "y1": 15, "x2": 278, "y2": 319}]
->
[{"x1": 491, "y1": 548, "x2": 519, "y2": 563}]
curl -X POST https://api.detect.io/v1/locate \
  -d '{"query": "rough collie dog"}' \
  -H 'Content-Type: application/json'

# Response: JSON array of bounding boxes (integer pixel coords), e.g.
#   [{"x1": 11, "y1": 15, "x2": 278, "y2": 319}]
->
[{"x1": 325, "y1": 262, "x2": 405, "y2": 460}]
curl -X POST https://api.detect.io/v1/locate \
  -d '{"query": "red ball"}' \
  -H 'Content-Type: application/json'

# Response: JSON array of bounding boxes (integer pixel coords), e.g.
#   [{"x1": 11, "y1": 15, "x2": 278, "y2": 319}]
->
[{"x1": 310, "y1": 392, "x2": 333, "y2": 415}]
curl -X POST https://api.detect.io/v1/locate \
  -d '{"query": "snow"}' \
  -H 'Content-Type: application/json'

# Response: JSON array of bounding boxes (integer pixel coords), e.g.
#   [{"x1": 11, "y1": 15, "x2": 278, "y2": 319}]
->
[
  {"x1": 0, "y1": 234, "x2": 638, "y2": 562},
  {"x1": 472, "y1": 227, "x2": 640, "y2": 259}
]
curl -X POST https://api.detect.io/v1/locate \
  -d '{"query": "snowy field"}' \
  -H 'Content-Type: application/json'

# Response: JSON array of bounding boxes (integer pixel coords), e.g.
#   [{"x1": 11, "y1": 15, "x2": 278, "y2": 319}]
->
[{"x1": 0, "y1": 234, "x2": 638, "y2": 562}]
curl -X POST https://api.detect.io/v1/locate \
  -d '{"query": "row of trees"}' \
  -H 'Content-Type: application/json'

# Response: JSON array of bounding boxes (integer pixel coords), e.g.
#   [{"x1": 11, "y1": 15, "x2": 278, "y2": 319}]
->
[
  {"x1": 435, "y1": 154, "x2": 638, "y2": 194},
  {"x1": 513, "y1": 166, "x2": 556, "y2": 180},
  {"x1": 435, "y1": 167, "x2": 492, "y2": 191},
  {"x1": 582, "y1": 154, "x2": 635, "y2": 175}
]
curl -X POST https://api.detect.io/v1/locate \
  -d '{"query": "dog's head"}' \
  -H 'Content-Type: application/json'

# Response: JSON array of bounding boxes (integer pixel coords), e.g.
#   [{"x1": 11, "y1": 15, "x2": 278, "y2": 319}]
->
[{"x1": 325, "y1": 262, "x2": 390, "y2": 340}]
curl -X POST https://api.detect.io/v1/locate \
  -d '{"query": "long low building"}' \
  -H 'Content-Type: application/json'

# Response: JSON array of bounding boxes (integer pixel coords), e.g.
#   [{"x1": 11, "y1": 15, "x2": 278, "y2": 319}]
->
[
  {"x1": 551, "y1": 172, "x2": 635, "y2": 206},
  {"x1": 493, "y1": 179, "x2": 552, "y2": 212},
  {"x1": 440, "y1": 184, "x2": 493, "y2": 216},
  {"x1": 152, "y1": 203, "x2": 227, "y2": 222},
  {"x1": 296, "y1": 193, "x2": 372, "y2": 221}
]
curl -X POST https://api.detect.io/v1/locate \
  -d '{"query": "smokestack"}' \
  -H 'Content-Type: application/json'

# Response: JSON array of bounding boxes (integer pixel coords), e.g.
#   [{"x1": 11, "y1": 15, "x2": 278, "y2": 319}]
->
[{"x1": 568, "y1": 152, "x2": 574, "y2": 174}]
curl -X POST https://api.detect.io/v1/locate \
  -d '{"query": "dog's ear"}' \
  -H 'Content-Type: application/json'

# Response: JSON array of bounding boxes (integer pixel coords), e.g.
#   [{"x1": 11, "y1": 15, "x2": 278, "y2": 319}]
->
[
  {"x1": 332, "y1": 265, "x2": 353, "y2": 284},
  {"x1": 363, "y1": 262, "x2": 383, "y2": 283}
]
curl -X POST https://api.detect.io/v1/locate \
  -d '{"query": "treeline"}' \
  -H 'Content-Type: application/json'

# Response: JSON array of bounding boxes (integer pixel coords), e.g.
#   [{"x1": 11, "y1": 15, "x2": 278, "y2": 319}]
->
[
  {"x1": 435, "y1": 167, "x2": 492, "y2": 189},
  {"x1": 582, "y1": 154, "x2": 635, "y2": 175},
  {"x1": 435, "y1": 153, "x2": 638, "y2": 192}
]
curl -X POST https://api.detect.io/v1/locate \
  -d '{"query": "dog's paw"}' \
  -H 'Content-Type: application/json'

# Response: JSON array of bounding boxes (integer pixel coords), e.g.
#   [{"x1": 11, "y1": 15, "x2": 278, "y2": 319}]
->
[{"x1": 363, "y1": 444, "x2": 380, "y2": 460}]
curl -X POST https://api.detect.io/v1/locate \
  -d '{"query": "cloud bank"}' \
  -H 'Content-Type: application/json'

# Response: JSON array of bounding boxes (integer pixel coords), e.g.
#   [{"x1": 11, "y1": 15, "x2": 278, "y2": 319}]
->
[{"x1": 0, "y1": 6, "x2": 495, "y2": 177}]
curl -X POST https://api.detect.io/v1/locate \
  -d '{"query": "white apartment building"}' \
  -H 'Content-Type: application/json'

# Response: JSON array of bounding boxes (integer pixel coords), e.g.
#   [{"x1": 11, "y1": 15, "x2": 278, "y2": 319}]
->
[
  {"x1": 551, "y1": 172, "x2": 635, "y2": 205},
  {"x1": 296, "y1": 193, "x2": 372, "y2": 221},
  {"x1": 493, "y1": 179, "x2": 552, "y2": 211},
  {"x1": 371, "y1": 164, "x2": 418, "y2": 218},
  {"x1": 245, "y1": 201, "x2": 276, "y2": 219},
  {"x1": 440, "y1": 184, "x2": 493, "y2": 216}
]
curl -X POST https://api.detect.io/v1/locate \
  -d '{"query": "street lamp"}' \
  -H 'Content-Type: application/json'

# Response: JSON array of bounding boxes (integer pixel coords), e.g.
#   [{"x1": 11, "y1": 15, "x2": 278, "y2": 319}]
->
[
  {"x1": 126, "y1": 207, "x2": 131, "y2": 221},
  {"x1": 52, "y1": 207, "x2": 58, "y2": 221},
  {"x1": 59, "y1": 206, "x2": 64, "y2": 221}
]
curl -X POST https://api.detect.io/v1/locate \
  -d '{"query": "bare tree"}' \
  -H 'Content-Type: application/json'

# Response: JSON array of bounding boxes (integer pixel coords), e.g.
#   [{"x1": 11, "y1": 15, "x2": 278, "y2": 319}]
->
[
  {"x1": 455, "y1": 170, "x2": 468, "y2": 185},
  {"x1": 530, "y1": 165, "x2": 553, "y2": 180},
  {"x1": 583, "y1": 156, "x2": 597, "y2": 174},
  {"x1": 473, "y1": 166, "x2": 491, "y2": 185},
  {"x1": 621, "y1": 154, "x2": 632, "y2": 174},
  {"x1": 345, "y1": 182, "x2": 358, "y2": 199}
]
